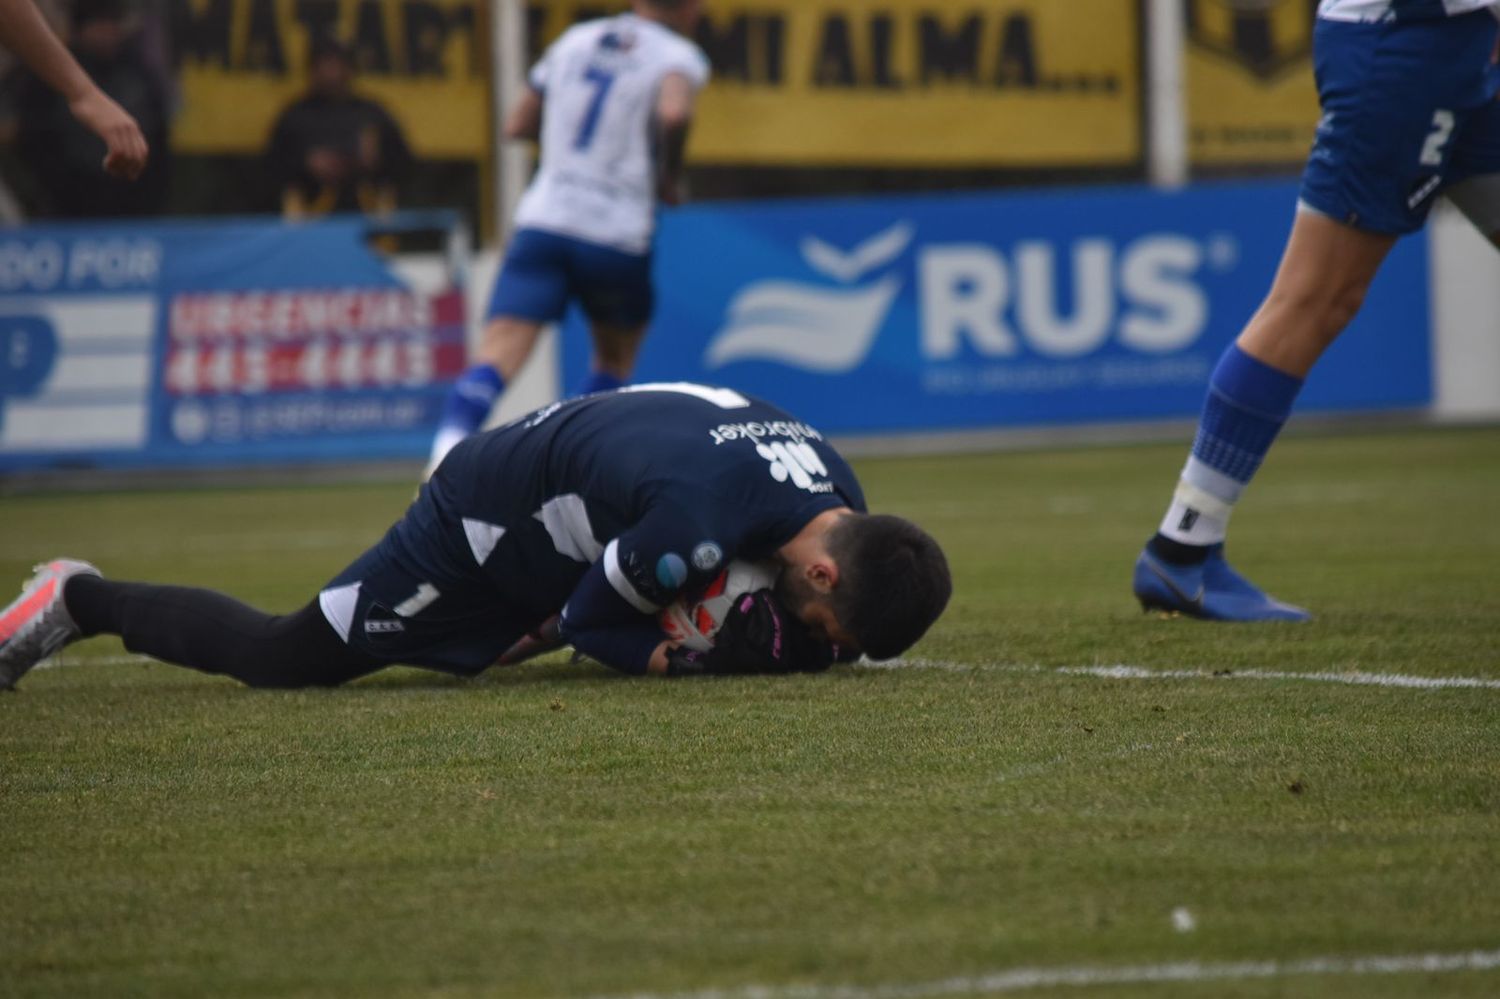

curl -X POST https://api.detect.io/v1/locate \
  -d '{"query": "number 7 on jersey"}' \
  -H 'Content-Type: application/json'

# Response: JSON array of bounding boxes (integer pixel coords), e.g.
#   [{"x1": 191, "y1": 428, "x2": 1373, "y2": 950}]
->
[{"x1": 573, "y1": 66, "x2": 617, "y2": 151}]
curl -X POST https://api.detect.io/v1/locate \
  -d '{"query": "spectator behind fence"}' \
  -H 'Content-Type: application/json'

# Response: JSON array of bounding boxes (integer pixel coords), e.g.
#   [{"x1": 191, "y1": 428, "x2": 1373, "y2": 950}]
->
[
  {"x1": 13, "y1": 0, "x2": 167, "y2": 216},
  {"x1": 267, "y1": 35, "x2": 413, "y2": 220}
]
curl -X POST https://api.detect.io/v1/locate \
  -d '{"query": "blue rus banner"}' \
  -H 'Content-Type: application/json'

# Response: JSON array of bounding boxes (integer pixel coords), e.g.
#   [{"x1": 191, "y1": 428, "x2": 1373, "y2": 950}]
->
[
  {"x1": 561, "y1": 181, "x2": 1432, "y2": 436},
  {"x1": 0, "y1": 215, "x2": 466, "y2": 472}
]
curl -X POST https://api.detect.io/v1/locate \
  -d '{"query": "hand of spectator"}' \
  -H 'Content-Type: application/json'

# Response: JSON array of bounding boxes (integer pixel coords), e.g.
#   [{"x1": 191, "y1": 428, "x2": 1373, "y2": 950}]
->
[
  {"x1": 307, "y1": 148, "x2": 349, "y2": 184},
  {"x1": 358, "y1": 126, "x2": 381, "y2": 170},
  {"x1": 69, "y1": 87, "x2": 148, "y2": 180}
]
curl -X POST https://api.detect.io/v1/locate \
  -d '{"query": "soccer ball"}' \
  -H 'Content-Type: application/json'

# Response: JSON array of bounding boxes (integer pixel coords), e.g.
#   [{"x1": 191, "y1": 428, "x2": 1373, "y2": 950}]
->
[{"x1": 658, "y1": 559, "x2": 781, "y2": 652}]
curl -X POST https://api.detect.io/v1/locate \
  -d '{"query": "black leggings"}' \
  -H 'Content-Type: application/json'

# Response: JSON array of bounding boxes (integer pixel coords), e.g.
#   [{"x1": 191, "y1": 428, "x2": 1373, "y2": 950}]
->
[{"x1": 66, "y1": 575, "x2": 385, "y2": 688}]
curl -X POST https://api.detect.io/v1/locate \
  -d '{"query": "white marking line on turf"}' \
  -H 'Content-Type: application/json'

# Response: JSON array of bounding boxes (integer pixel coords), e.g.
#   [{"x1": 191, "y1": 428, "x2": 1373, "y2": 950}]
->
[
  {"x1": 36, "y1": 657, "x2": 1500, "y2": 692},
  {"x1": 600, "y1": 948, "x2": 1500, "y2": 999},
  {"x1": 868, "y1": 660, "x2": 1500, "y2": 691},
  {"x1": 34, "y1": 653, "x2": 150, "y2": 671}
]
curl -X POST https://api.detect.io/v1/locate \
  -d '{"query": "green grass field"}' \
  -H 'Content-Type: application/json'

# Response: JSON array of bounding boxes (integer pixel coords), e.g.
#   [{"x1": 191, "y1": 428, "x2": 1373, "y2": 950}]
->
[{"x1": 3, "y1": 425, "x2": 1498, "y2": 998}]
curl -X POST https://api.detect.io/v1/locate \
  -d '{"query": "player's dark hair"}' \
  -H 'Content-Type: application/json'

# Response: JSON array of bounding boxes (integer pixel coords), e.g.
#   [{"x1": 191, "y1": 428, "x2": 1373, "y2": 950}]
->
[{"x1": 825, "y1": 513, "x2": 951, "y2": 660}]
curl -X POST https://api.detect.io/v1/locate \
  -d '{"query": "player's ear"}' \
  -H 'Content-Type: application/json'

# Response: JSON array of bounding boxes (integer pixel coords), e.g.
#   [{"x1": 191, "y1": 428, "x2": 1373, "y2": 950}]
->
[{"x1": 805, "y1": 558, "x2": 839, "y2": 594}]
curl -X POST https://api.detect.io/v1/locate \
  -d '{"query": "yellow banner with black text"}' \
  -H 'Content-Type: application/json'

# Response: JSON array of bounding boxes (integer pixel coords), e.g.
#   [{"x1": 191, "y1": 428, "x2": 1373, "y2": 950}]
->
[
  {"x1": 170, "y1": 1, "x2": 1322, "y2": 169},
  {"x1": 171, "y1": 0, "x2": 490, "y2": 159},
  {"x1": 646, "y1": 0, "x2": 1142, "y2": 167},
  {"x1": 171, "y1": 0, "x2": 1143, "y2": 168}
]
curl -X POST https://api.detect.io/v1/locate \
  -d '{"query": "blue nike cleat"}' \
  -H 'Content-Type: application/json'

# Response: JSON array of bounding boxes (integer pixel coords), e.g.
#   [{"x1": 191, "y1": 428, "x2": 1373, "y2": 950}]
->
[{"x1": 1133, "y1": 543, "x2": 1311, "y2": 622}]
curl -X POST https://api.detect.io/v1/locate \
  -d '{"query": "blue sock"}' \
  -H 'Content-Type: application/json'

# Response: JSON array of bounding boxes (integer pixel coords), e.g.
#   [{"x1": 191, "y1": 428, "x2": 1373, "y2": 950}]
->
[
  {"x1": 429, "y1": 365, "x2": 505, "y2": 468},
  {"x1": 1192, "y1": 345, "x2": 1304, "y2": 493},
  {"x1": 440, "y1": 364, "x2": 506, "y2": 434},
  {"x1": 575, "y1": 370, "x2": 625, "y2": 396},
  {"x1": 1157, "y1": 344, "x2": 1304, "y2": 549}
]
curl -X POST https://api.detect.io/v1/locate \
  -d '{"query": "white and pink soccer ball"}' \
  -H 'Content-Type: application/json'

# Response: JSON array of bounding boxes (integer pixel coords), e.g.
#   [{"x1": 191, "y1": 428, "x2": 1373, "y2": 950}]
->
[{"x1": 658, "y1": 559, "x2": 780, "y2": 652}]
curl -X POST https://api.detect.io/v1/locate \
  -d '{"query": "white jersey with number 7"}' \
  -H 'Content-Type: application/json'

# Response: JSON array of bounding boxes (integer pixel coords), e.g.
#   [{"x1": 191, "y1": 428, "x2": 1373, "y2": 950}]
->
[{"x1": 514, "y1": 13, "x2": 711, "y2": 256}]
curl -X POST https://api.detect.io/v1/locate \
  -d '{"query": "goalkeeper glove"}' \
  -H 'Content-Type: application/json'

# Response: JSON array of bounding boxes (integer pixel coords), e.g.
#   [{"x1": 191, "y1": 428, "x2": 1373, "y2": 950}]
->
[{"x1": 664, "y1": 589, "x2": 839, "y2": 676}]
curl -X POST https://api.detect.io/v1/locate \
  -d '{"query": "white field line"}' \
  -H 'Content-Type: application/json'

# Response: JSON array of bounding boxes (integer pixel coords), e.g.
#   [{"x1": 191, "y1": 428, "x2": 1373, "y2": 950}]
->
[
  {"x1": 870, "y1": 660, "x2": 1500, "y2": 691},
  {"x1": 34, "y1": 653, "x2": 151, "y2": 671},
  {"x1": 598, "y1": 947, "x2": 1500, "y2": 999},
  {"x1": 36, "y1": 656, "x2": 1500, "y2": 691}
]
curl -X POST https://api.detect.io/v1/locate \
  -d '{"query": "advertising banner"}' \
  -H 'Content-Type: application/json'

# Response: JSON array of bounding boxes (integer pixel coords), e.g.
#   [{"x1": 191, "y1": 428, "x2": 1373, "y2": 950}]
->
[
  {"x1": 686, "y1": 0, "x2": 1140, "y2": 166},
  {"x1": 531, "y1": 0, "x2": 1143, "y2": 167},
  {"x1": 172, "y1": 0, "x2": 1134, "y2": 166},
  {"x1": 172, "y1": 0, "x2": 489, "y2": 158},
  {"x1": 1185, "y1": 0, "x2": 1321, "y2": 167},
  {"x1": 561, "y1": 181, "x2": 1431, "y2": 436},
  {"x1": 0, "y1": 216, "x2": 466, "y2": 471},
  {"x1": 174, "y1": 0, "x2": 1141, "y2": 167}
]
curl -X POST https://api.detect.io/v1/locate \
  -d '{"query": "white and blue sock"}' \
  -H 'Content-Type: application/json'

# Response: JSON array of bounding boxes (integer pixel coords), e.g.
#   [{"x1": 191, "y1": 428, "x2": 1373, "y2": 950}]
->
[
  {"x1": 575, "y1": 370, "x2": 625, "y2": 396},
  {"x1": 429, "y1": 364, "x2": 505, "y2": 469},
  {"x1": 1153, "y1": 344, "x2": 1304, "y2": 560}
]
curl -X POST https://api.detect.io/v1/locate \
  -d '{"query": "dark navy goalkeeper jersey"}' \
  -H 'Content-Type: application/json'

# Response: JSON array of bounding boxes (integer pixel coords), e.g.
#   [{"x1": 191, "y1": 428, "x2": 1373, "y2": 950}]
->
[{"x1": 347, "y1": 383, "x2": 865, "y2": 674}]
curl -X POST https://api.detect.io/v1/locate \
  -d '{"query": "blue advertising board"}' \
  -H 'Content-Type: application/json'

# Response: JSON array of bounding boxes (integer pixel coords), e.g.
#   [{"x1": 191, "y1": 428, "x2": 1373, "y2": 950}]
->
[
  {"x1": 562, "y1": 181, "x2": 1431, "y2": 435},
  {"x1": 0, "y1": 214, "x2": 465, "y2": 472}
]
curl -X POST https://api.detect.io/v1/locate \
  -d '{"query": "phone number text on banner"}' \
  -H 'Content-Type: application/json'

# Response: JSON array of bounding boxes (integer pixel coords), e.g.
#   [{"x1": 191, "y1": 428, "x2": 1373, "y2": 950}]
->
[{"x1": 0, "y1": 217, "x2": 465, "y2": 471}]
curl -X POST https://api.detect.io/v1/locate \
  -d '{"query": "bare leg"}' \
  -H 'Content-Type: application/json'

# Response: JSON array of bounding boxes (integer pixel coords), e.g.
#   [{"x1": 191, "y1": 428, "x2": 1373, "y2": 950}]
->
[
  {"x1": 571, "y1": 321, "x2": 648, "y2": 395},
  {"x1": 474, "y1": 315, "x2": 547, "y2": 382},
  {"x1": 589, "y1": 321, "x2": 648, "y2": 381},
  {"x1": 1135, "y1": 209, "x2": 1399, "y2": 621},
  {"x1": 1236, "y1": 209, "x2": 1397, "y2": 377}
]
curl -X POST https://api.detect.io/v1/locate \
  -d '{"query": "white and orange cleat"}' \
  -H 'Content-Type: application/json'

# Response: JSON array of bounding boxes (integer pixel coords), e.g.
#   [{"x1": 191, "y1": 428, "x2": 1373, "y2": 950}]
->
[{"x1": 0, "y1": 559, "x2": 100, "y2": 690}]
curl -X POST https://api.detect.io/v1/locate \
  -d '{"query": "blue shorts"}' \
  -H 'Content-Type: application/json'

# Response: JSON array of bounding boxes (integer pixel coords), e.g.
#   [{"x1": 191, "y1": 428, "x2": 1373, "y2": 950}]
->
[
  {"x1": 318, "y1": 488, "x2": 539, "y2": 675},
  {"x1": 1300, "y1": 11, "x2": 1500, "y2": 235},
  {"x1": 487, "y1": 228, "x2": 655, "y2": 327},
  {"x1": 317, "y1": 458, "x2": 599, "y2": 673}
]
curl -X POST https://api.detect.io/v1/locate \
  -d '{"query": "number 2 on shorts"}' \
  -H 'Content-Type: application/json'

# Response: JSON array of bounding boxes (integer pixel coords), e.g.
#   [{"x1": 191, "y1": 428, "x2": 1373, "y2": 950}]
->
[{"x1": 1420, "y1": 110, "x2": 1456, "y2": 168}]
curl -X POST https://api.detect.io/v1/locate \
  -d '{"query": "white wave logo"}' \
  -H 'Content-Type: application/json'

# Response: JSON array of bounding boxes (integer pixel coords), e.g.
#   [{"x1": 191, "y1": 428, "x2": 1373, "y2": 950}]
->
[
  {"x1": 799, "y1": 224, "x2": 913, "y2": 283},
  {"x1": 705, "y1": 222, "x2": 913, "y2": 374}
]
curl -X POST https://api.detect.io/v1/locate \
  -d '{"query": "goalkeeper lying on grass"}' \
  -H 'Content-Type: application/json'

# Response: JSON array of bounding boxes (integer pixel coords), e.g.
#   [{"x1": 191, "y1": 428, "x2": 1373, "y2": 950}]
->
[{"x1": 0, "y1": 385, "x2": 951, "y2": 688}]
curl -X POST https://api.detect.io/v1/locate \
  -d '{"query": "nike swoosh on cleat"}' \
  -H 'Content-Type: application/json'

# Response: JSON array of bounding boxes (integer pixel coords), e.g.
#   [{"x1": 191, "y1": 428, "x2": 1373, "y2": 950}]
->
[
  {"x1": 0, "y1": 579, "x2": 58, "y2": 642},
  {"x1": 1144, "y1": 560, "x2": 1204, "y2": 609}
]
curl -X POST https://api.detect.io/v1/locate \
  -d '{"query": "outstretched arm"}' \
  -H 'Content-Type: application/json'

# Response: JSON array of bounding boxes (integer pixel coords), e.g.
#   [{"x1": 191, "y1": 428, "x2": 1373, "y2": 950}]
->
[{"x1": 0, "y1": 0, "x2": 147, "y2": 179}]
